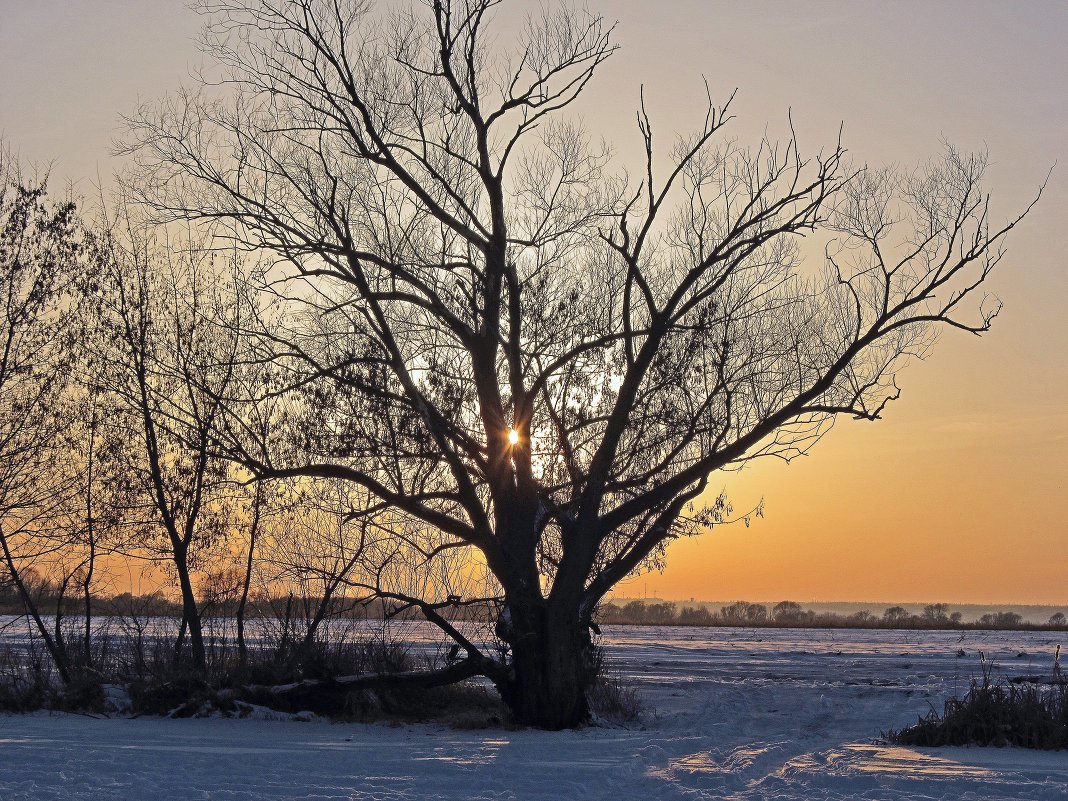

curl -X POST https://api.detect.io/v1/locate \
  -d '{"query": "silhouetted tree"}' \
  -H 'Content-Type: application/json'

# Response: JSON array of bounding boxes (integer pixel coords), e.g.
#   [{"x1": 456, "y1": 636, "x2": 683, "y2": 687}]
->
[
  {"x1": 87, "y1": 216, "x2": 245, "y2": 674},
  {"x1": 773, "y1": 601, "x2": 805, "y2": 624},
  {"x1": 922, "y1": 603, "x2": 949, "y2": 623},
  {"x1": 978, "y1": 611, "x2": 1023, "y2": 629},
  {"x1": 0, "y1": 152, "x2": 86, "y2": 684},
  {"x1": 884, "y1": 606, "x2": 909, "y2": 623},
  {"x1": 677, "y1": 605, "x2": 713, "y2": 626},
  {"x1": 261, "y1": 479, "x2": 373, "y2": 660},
  {"x1": 122, "y1": 0, "x2": 1040, "y2": 727},
  {"x1": 722, "y1": 601, "x2": 768, "y2": 624}
]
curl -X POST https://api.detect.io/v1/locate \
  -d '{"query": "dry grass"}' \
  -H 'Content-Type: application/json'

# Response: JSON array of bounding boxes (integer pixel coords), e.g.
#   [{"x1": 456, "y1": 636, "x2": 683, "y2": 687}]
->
[
  {"x1": 887, "y1": 650, "x2": 1068, "y2": 750},
  {"x1": 587, "y1": 648, "x2": 645, "y2": 726}
]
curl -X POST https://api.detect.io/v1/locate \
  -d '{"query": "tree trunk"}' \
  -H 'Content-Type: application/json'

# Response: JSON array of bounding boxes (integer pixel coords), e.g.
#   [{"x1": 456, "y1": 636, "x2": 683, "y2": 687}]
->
[
  {"x1": 496, "y1": 599, "x2": 594, "y2": 729},
  {"x1": 172, "y1": 544, "x2": 206, "y2": 673},
  {"x1": 0, "y1": 527, "x2": 72, "y2": 685},
  {"x1": 236, "y1": 482, "x2": 263, "y2": 667},
  {"x1": 82, "y1": 524, "x2": 95, "y2": 667},
  {"x1": 82, "y1": 408, "x2": 97, "y2": 667}
]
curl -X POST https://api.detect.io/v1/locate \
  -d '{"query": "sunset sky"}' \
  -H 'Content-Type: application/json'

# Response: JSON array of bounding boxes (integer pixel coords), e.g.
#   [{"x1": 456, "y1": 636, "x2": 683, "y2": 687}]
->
[{"x1": 2, "y1": 0, "x2": 1065, "y2": 605}]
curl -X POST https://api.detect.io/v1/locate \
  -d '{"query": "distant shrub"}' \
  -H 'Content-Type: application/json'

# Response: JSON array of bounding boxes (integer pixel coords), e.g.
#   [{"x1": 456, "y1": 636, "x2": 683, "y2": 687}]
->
[
  {"x1": 922, "y1": 603, "x2": 949, "y2": 622},
  {"x1": 978, "y1": 611, "x2": 1023, "y2": 629},
  {"x1": 593, "y1": 599, "x2": 1053, "y2": 630},
  {"x1": 677, "y1": 605, "x2": 714, "y2": 625},
  {"x1": 772, "y1": 601, "x2": 805, "y2": 624},
  {"x1": 883, "y1": 606, "x2": 909, "y2": 623},
  {"x1": 642, "y1": 602, "x2": 679, "y2": 624},
  {"x1": 721, "y1": 601, "x2": 767, "y2": 624},
  {"x1": 747, "y1": 604, "x2": 768, "y2": 623},
  {"x1": 887, "y1": 652, "x2": 1067, "y2": 750}
]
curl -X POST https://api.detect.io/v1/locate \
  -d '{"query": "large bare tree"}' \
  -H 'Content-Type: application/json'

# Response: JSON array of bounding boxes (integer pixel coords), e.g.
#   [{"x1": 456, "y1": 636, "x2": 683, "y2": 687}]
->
[{"x1": 123, "y1": 0, "x2": 1040, "y2": 727}]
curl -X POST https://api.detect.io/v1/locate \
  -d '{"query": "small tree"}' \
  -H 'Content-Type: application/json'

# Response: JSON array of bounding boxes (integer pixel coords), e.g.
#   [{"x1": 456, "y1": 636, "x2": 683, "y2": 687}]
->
[
  {"x1": 721, "y1": 601, "x2": 767, "y2": 624},
  {"x1": 0, "y1": 153, "x2": 86, "y2": 684},
  {"x1": 773, "y1": 601, "x2": 805, "y2": 624},
  {"x1": 883, "y1": 606, "x2": 909, "y2": 624},
  {"x1": 87, "y1": 217, "x2": 245, "y2": 674},
  {"x1": 922, "y1": 603, "x2": 949, "y2": 623},
  {"x1": 260, "y1": 479, "x2": 374, "y2": 661},
  {"x1": 978, "y1": 611, "x2": 1023, "y2": 629},
  {"x1": 124, "y1": 0, "x2": 1041, "y2": 727}
]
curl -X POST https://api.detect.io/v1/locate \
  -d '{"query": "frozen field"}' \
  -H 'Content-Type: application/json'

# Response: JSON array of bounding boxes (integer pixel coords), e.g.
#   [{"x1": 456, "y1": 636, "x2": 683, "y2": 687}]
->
[{"x1": 1, "y1": 625, "x2": 1066, "y2": 800}]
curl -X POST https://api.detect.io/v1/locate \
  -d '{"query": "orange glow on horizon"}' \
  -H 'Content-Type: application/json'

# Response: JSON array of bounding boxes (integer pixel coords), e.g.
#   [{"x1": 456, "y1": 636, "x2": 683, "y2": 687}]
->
[{"x1": 2, "y1": 1, "x2": 1064, "y2": 607}]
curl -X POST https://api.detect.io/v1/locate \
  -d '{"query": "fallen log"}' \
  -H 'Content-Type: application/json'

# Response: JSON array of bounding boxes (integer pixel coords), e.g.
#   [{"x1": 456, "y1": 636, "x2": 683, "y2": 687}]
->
[{"x1": 242, "y1": 657, "x2": 496, "y2": 714}]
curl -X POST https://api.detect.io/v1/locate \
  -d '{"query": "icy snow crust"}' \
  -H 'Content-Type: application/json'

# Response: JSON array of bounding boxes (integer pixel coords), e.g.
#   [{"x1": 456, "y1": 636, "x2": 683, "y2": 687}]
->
[{"x1": 2, "y1": 626, "x2": 1066, "y2": 800}]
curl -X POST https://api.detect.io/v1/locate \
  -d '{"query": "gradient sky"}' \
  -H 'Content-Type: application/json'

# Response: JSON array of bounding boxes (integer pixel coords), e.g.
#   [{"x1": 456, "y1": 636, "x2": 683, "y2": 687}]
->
[{"x1": 2, "y1": 1, "x2": 1065, "y2": 604}]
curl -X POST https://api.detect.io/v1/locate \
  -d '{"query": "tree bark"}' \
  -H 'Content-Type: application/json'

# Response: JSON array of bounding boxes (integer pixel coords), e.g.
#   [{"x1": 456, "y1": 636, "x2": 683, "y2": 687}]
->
[
  {"x1": 496, "y1": 598, "x2": 594, "y2": 729},
  {"x1": 236, "y1": 482, "x2": 263, "y2": 667},
  {"x1": 172, "y1": 543, "x2": 206, "y2": 673}
]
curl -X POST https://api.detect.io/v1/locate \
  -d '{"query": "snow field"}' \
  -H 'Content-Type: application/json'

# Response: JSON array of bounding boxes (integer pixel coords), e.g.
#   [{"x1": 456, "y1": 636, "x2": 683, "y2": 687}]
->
[{"x1": 1, "y1": 626, "x2": 1066, "y2": 800}]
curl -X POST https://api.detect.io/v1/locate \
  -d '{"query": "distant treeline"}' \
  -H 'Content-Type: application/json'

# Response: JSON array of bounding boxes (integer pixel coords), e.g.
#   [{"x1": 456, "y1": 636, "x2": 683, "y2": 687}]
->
[
  {"x1": 596, "y1": 600, "x2": 1068, "y2": 631},
  {"x1": 0, "y1": 581, "x2": 482, "y2": 624},
  {"x1": 5, "y1": 582, "x2": 1065, "y2": 633}
]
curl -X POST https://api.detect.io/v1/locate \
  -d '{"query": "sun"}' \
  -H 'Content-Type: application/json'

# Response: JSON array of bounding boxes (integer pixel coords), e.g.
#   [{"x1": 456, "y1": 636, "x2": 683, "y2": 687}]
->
[{"x1": 507, "y1": 428, "x2": 520, "y2": 446}]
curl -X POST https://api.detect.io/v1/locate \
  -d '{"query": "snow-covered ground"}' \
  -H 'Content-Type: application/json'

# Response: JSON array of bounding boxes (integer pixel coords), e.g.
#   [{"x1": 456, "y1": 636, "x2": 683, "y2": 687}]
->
[{"x1": 1, "y1": 626, "x2": 1066, "y2": 800}]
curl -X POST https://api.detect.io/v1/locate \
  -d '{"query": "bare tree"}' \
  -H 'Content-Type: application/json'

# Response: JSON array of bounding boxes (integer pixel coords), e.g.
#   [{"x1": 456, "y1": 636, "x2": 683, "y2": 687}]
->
[
  {"x1": 233, "y1": 479, "x2": 266, "y2": 666},
  {"x1": 123, "y1": 0, "x2": 1041, "y2": 727},
  {"x1": 48, "y1": 390, "x2": 130, "y2": 671},
  {"x1": 0, "y1": 152, "x2": 87, "y2": 684},
  {"x1": 88, "y1": 216, "x2": 245, "y2": 675},
  {"x1": 251, "y1": 479, "x2": 368, "y2": 663}
]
